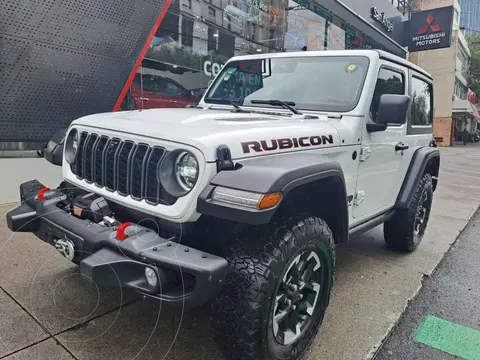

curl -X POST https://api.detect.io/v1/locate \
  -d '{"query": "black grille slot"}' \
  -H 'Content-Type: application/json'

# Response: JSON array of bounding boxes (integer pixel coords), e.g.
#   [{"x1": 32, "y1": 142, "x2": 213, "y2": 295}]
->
[
  {"x1": 145, "y1": 147, "x2": 165, "y2": 204},
  {"x1": 116, "y1": 141, "x2": 135, "y2": 196},
  {"x1": 69, "y1": 132, "x2": 177, "y2": 205},
  {"x1": 94, "y1": 136, "x2": 109, "y2": 186},
  {"x1": 130, "y1": 144, "x2": 150, "y2": 199},
  {"x1": 72, "y1": 132, "x2": 87, "y2": 178},
  {"x1": 84, "y1": 134, "x2": 98, "y2": 183},
  {"x1": 105, "y1": 138, "x2": 121, "y2": 190},
  {"x1": 159, "y1": 185, "x2": 179, "y2": 206}
]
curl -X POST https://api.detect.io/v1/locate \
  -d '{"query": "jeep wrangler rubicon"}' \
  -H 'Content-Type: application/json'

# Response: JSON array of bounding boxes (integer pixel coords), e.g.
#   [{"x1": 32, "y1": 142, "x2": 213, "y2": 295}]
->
[{"x1": 7, "y1": 49, "x2": 439, "y2": 360}]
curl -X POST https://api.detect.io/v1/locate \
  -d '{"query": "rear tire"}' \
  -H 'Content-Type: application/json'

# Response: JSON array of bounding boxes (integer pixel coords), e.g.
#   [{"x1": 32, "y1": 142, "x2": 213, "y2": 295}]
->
[
  {"x1": 211, "y1": 215, "x2": 335, "y2": 360},
  {"x1": 384, "y1": 173, "x2": 433, "y2": 252}
]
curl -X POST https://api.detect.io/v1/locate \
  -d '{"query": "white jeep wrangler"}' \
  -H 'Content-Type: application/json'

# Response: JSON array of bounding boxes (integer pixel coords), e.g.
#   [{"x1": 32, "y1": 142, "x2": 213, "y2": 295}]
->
[{"x1": 8, "y1": 49, "x2": 439, "y2": 360}]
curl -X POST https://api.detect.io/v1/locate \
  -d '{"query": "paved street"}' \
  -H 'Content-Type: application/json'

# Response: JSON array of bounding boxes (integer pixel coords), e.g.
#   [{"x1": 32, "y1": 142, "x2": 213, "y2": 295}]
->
[
  {"x1": 376, "y1": 207, "x2": 480, "y2": 360},
  {"x1": 0, "y1": 144, "x2": 479, "y2": 360}
]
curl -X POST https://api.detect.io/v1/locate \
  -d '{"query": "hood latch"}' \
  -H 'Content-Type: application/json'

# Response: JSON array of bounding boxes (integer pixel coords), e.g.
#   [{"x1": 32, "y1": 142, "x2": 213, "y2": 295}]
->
[{"x1": 216, "y1": 145, "x2": 235, "y2": 172}]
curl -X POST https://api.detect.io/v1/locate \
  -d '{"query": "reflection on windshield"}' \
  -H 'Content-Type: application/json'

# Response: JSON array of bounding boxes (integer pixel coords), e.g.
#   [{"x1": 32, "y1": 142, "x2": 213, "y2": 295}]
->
[{"x1": 204, "y1": 56, "x2": 370, "y2": 112}]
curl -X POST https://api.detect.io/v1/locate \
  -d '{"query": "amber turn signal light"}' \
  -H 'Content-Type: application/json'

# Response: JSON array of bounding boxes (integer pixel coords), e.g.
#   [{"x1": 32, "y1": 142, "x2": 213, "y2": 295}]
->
[{"x1": 258, "y1": 192, "x2": 282, "y2": 210}]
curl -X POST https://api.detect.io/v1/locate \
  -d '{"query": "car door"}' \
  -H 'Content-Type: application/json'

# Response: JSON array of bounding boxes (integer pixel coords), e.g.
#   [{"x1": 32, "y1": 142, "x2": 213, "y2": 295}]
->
[
  {"x1": 403, "y1": 71, "x2": 434, "y2": 168},
  {"x1": 353, "y1": 63, "x2": 409, "y2": 219},
  {"x1": 131, "y1": 74, "x2": 162, "y2": 109},
  {"x1": 162, "y1": 78, "x2": 197, "y2": 108}
]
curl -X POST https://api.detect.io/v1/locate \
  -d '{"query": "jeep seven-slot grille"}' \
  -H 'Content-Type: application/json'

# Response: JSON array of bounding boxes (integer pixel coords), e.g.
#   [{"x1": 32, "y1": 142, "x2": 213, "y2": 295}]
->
[{"x1": 70, "y1": 132, "x2": 177, "y2": 206}]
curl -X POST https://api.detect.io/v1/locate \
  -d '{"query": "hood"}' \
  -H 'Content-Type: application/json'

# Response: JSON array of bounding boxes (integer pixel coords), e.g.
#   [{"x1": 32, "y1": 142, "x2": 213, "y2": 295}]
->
[{"x1": 73, "y1": 108, "x2": 341, "y2": 161}]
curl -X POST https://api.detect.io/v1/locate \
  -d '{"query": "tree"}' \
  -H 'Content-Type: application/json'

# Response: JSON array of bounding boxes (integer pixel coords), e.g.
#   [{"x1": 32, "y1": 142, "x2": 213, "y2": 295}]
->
[
  {"x1": 466, "y1": 34, "x2": 480, "y2": 97},
  {"x1": 411, "y1": 93, "x2": 428, "y2": 125}
]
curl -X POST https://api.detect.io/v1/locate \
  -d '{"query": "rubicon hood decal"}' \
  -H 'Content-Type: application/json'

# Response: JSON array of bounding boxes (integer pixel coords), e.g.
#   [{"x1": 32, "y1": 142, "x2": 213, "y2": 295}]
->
[{"x1": 241, "y1": 135, "x2": 334, "y2": 154}]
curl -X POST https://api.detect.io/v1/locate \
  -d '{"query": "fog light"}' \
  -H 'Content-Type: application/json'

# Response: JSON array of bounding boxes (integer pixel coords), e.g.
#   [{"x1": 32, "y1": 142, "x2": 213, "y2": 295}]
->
[{"x1": 145, "y1": 267, "x2": 158, "y2": 287}]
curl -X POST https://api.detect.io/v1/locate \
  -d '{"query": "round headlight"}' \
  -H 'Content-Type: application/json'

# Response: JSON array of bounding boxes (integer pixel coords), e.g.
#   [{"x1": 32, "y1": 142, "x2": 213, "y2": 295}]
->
[{"x1": 174, "y1": 151, "x2": 199, "y2": 191}]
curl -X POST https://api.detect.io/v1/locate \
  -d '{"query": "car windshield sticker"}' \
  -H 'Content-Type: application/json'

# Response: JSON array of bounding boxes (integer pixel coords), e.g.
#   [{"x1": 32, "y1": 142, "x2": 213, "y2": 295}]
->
[
  {"x1": 223, "y1": 68, "x2": 237, "y2": 81},
  {"x1": 346, "y1": 64, "x2": 358, "y2": 73}
]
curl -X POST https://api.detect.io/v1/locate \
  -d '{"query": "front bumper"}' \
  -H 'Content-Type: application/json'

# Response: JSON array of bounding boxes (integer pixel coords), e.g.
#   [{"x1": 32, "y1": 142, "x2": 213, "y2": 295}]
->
[{"x1": 7, "y1": 180, "x2": 228, "y2": 308}]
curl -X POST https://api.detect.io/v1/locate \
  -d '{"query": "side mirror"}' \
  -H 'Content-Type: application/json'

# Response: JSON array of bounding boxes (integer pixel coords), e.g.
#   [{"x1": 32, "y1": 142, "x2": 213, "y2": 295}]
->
[
  {"x1": 377, "y1": 94, "x2": 410, "y2": 125},
  {"x1": 44, "y1": 128, "x2": 67, "y2": 166},
  {"x1": 367, "y1": 94, "x2": 410, "y2": 133}
]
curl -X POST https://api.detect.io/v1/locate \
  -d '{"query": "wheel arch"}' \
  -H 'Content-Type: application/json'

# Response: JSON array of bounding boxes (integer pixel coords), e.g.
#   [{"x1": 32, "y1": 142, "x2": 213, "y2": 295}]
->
[
  {"x1": 196, "y1": 153, "x2": 349, "y2": 244},
  {"x1": 276, "y1": 174, "x2": 349, "y2": 244},
  {"x1": 396, "y1": 146, "x2": 440, "y2": 210}
]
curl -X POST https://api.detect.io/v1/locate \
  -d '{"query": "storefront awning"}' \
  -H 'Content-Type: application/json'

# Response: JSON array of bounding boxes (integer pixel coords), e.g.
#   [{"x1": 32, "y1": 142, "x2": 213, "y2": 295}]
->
[{"x1": 452, "y1": 98, "x2": 479, "y2": 120}]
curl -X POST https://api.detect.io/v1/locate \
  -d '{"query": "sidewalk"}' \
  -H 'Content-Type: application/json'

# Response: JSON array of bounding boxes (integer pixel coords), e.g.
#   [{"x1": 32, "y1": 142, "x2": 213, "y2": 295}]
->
[
  {"x1": 1, "y1": 157, "x2": 61, "y2": 204},
  {"x1": 0, "y1": 144, "x2": 479, "y2": 360},
  {"x1": 376, "y1": 207, "x2": 480, "y2": 359}
]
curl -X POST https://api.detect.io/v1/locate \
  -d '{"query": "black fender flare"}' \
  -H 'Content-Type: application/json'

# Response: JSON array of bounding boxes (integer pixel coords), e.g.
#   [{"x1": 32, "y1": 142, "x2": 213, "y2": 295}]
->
[
  {"x1": 196, "y1": 153, "x2": 349, "y2": 241},
  {"x1": 396, "y1": 146, "x2": 440, "y2": 210}
]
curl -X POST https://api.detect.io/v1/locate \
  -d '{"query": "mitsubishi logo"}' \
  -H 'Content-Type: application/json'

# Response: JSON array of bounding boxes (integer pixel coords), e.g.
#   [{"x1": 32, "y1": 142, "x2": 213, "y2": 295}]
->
[
  {"x1": 417, "y1": 14, "x2": 441, "y2": 34},
  {"x1": 409, "y1": 6, "x2": 453, "y2": 51}
]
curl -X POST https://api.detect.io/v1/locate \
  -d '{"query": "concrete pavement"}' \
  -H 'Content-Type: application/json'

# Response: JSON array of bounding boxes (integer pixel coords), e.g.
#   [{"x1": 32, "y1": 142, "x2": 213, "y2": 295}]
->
[
  {"x1": 1, "y1": 157, "x2": 61, "y2": 204},
  {"x1": 0, "y1": 144, "x2": 479, "y2": 360},
  {"x1": 376, "y1": 207, "x2": 480, "y2": 359}
]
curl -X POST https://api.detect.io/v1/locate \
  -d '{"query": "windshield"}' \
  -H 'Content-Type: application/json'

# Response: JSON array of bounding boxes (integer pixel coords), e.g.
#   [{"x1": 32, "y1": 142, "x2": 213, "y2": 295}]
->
[{"x1": 204, "y1": 55, "x2": 370, "y2": 112}]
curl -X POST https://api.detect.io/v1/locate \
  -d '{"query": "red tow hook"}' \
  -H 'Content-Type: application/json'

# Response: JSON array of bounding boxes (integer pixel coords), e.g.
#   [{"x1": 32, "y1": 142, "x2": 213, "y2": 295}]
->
[
  {"x1": 116, "y1": 222, "x2": 132, "y2": 241},
  {"x1": 37, "y1": 187, "x2": 51, "y2": 201}
]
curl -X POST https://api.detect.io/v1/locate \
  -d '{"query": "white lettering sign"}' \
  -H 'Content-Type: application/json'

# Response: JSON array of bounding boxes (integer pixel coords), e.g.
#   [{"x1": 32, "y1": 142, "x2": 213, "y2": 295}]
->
[
  {"x1": 203, "y1": 61, "x2": 224, "y2": 77},
  {"x1": 370, "y1": 7, "x2": 394, "y2": 32},
  {"x1": 412, "y1": 31, "x2": 446, "y2": 46}
]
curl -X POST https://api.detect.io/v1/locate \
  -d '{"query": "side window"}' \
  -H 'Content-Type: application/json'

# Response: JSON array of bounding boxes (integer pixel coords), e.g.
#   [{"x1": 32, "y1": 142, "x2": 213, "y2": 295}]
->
[
  {"x1": 138, "y1": 76, "x2": 161, "y2": 94},
  {"x1": 370, "y1": 68, "x2": 405, "y2": 122},
  {"x1": 164, "y1": 80, "x2": 188, "y2": 97},
  {"x1": 411, "y1": 77, "x2": 433, "y2": 126}
]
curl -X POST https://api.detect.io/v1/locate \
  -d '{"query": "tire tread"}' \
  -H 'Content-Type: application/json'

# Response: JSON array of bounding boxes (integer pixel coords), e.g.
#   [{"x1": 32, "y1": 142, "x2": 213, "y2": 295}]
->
[
  {"x1": 211, "y1": 215, "x2": 335, "y2": 360},
  {"x1": 384, "y1": 173, "x2": 433, "y2": 252}
]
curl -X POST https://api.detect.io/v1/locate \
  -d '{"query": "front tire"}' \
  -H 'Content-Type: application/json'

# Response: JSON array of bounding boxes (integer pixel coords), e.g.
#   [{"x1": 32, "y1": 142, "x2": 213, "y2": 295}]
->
[
  {"x1": 384, "y1": 173, "x2": 433, "y2": 252},
  {"x1": 211, "y1": 215, "x2": 335, "y2": 360}
]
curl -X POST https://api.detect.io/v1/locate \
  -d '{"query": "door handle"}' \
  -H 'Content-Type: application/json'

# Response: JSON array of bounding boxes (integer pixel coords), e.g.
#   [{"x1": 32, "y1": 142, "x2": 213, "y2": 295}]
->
[
  {"x1": 139, "y1": 97, "x2": 149, "y2": 101},
  {"x1": 395, "y1": 142, "x2": 409, "y2": 151}
]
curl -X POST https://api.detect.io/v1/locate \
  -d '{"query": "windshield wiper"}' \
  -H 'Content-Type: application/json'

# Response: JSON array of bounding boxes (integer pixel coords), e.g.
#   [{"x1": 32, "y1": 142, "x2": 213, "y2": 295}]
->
[
  {"x1": 205, "y1": 96, "x2": 250, "y2": 113},
  {"x1": 228, "y1": 99, "x2": 249, "y2": 113},
  {"x1": 250, "y1": 100, "x2": 302, "y2": 115}
]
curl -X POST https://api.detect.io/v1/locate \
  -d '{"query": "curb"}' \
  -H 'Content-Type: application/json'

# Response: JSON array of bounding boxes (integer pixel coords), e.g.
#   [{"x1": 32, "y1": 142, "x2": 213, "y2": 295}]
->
[
  {"x1": 367, "y1": 204, "x2": 480, "y2": 359},
  {"x1": 0, "y1": 150, "x2": 41, "y2": 158}
]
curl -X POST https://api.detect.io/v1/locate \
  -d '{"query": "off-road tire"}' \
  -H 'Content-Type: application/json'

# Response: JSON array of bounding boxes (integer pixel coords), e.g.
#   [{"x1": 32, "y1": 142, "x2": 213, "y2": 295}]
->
[
  {"x1": 211, "y1": 215, "x2": 335, "y2": 360},
  {"x1": 384, "y1": 173, "x2": 433, "y2": 252}
]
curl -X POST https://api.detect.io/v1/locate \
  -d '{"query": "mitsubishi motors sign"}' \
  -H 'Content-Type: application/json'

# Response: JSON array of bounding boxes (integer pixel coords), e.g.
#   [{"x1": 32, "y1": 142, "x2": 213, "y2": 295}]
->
[{"x1": 406, "y1": 6, "x2": 454, "y2": 52}]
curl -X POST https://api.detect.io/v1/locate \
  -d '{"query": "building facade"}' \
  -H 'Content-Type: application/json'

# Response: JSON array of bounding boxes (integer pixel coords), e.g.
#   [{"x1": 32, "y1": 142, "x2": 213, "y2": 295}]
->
[
  {"x1": 460, "y1": 0, "x2": 480, "y2": 35},
  {"x1": 452, "y1": 29, "x2": 479, "y2": 143},
  {"x1": 120, "y1": 0, "x2": 409, "y2": 110},
  {"x1": 409, "y1": 0, "x2": 478, "y2": 146}
]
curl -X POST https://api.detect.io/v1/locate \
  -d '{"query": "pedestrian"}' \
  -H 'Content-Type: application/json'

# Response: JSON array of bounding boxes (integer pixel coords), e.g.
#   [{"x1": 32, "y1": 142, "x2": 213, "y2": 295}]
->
[{"x1": 462, "y1": 128, "x2": 469, "y2": 145}]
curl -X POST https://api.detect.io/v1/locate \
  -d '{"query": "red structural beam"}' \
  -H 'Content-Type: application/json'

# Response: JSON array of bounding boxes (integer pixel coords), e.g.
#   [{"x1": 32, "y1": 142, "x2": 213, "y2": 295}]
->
[{"x1": 112, "y1": 0, "x2": 173, "y2": 112}]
